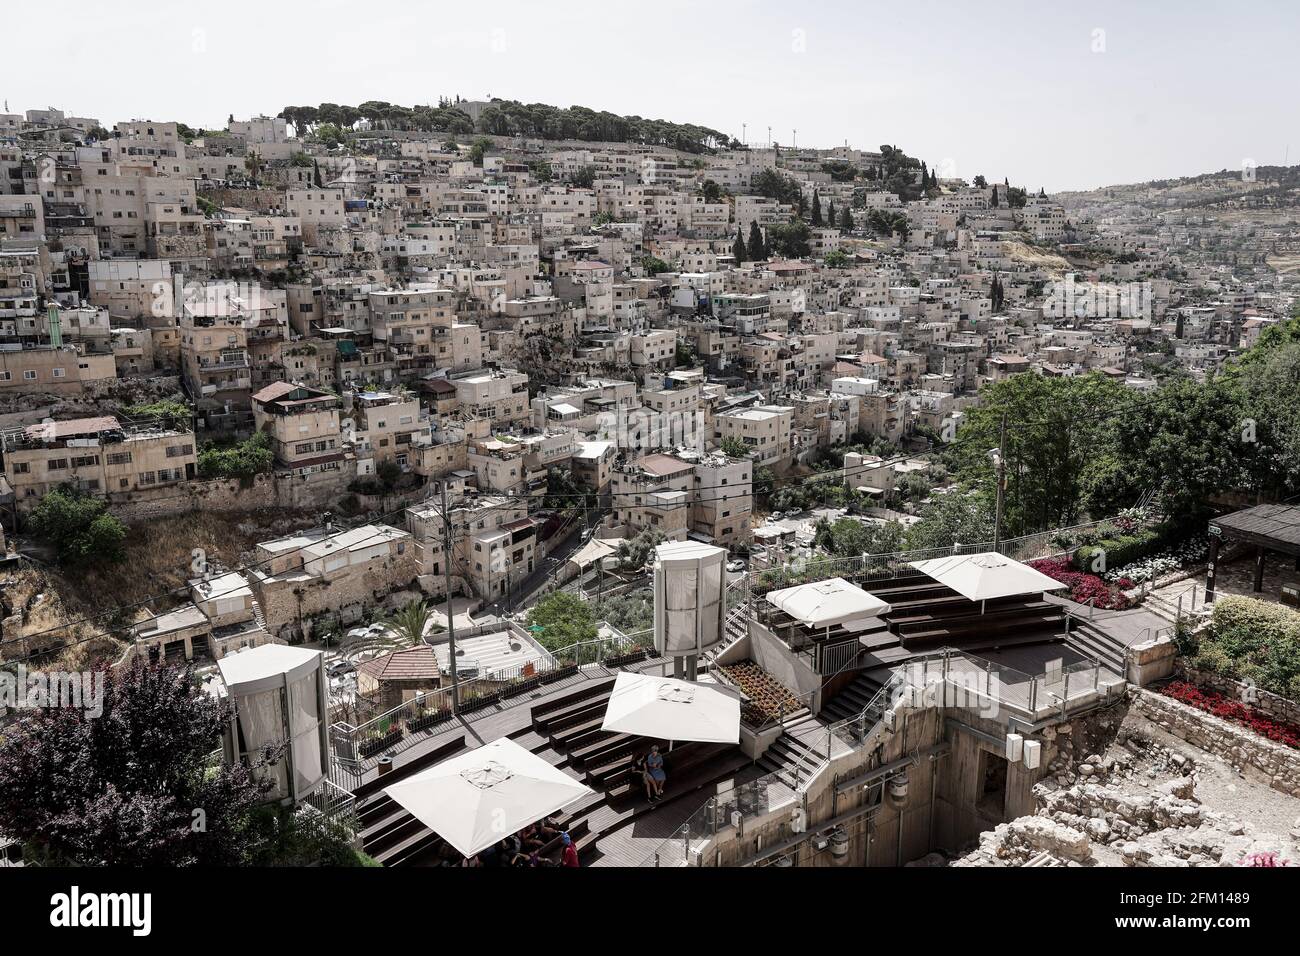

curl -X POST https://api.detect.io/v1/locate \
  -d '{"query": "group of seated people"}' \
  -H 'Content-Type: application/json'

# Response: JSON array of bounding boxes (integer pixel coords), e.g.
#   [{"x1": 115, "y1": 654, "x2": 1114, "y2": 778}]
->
[
  {"x1": 436, "y1": 815, "x2": 579, "y2": 868},
  {"x1": 630, "y1": 744, "x2": 667, "y2": 803}
]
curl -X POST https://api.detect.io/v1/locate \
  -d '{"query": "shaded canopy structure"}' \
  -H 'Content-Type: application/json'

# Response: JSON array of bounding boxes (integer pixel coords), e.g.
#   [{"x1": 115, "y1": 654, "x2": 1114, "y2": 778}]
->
[
  {"x1": 1206, "y1": 504, "x2": 1300, "y2": 605},
  {"x1": 600, "y1": 671, "x2": 741, "y2": 744},
  {"x1": 384, "y1": 737, "x2": 593, "y2": 859},
  {"x1": 909, "y1": 553, "x2": 1066, "y2": 604}
]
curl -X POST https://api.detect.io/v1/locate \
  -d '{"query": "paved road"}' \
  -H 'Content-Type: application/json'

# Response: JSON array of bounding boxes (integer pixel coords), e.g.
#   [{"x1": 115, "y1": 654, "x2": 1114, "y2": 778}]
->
[{"x1": 498, "y1": 515, "x2": 595, "y2": 613}]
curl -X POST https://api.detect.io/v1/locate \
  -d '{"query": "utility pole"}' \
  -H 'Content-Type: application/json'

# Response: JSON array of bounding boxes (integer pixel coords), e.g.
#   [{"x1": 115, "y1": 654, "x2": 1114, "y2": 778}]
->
[
  {"x1": 439, "y1": 481, "x2": 460, "y2": 713},
  {"x1": 992, "y1": 411, "x2": 1008, "y2": 552}
]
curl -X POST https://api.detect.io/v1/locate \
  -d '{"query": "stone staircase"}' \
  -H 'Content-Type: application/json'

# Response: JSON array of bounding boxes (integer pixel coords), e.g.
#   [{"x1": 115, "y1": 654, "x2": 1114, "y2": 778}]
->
[
  {"x1": 820, "y1": 669, "x2": 890, "y2": 724},
  {"x1": 756, "y1": 712, "x2": 832, "y2": 790},
  {"x1": 1064, "y1": 622, "x2": 1127, "y2": 676},
  {"x1": 250, "y1": 598, "x2": 268, "y2": 633}
]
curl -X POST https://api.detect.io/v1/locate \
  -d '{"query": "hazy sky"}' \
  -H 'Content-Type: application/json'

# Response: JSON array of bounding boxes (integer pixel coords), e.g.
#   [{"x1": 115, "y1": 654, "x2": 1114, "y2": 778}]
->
[{"x1": 8, "y1": 0, "x2": 1298, "y2": 191}]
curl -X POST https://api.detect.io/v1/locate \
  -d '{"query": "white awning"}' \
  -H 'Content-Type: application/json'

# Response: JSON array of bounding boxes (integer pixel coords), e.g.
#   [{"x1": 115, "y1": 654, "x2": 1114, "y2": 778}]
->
[
  {"x1": 765, "y1": 576, "x2": 891, "y2": 628},
  {"x1": 383, "y1": 737, "x2": 594, "y2": 859},
  {"x1": 600, "y1": 671, "x2": 741, "y2": 744},
  {"x1": 908, "y1": 552, "x2": 1067, "y2": 602},
  {"x1": 568, "y1": 537, "x2": 621, "y2": 570}
]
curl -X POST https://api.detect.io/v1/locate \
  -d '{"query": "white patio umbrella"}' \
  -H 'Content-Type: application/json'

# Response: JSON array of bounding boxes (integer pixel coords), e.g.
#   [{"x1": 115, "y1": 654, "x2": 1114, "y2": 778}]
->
[
  {"x1": 909, "y1": 552, "x2": 1066, "y2": 611},
  {"x1": 600, "y1": 670, "x2": 741, "y2": 744},
  {"x1": 384, "y1": 737, "x2": 594, "y2": 859}
]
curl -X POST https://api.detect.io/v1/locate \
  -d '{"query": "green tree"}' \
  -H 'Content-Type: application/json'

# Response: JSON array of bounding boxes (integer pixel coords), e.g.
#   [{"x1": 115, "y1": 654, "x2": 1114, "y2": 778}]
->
[
  {"x1": 383, "y1": 599, "x2": 431, "y2": 645},
  {"x1": 699, "y1": 179, "x2": 723, "y2": 203},
  {"x1": 198, "y1": 431, "x2": 273, "y2": 481},
  {"x1": 732, "y1": 226, "x2": 747, "y2": 263},
  {"x1": 30, "y1": 488, "x2": 127, "y2": 566},
  {"x1": 839, "y1": 206, "x2": 854, "y2": 230},
  {"x1": 766, "y1": 220, "x2": 812, "y2": 258},
  {"x1": 747, "y1": 220, "x2": 766, "y2": 261},
  {"x1": 0, "y1": 662, "x2": 274, "y2": 865},
  {"x1": 617, "y1": 528, "x2": 665, "y2": 570},
  {"x1": 811, "y1": 191, "x2": 823, "y2": 226},
  {"x1": 947, "y1": 372, "x2": 1135, "y2": 536},
  {"x1": 376, "y1": 459, "x2": 402, "y2": 489},
  {"x1": 467, "y1": 136, "x2": 493, "y2": 166},
  {"x1": 904, "y1": 491, "x2": 995, "y2": 551},
  {"x1": 526, "y1": 592, "x2": 598, "y2": 654},
  {"x1": 719, "y1": 435, "x2": 751, "y2": 459}
]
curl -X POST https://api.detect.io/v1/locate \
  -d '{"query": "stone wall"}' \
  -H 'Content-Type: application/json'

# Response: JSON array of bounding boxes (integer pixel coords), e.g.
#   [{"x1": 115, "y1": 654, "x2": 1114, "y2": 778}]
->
[
  {"x1": 104, "y1": 468, "x2": 351, "y2": 524},
  {"x1": 1125, "y1": 634, "x2": 1178, "y2": 686},
  {"x1": 255, "y1": 550, "x2": 421, "y2": 641},
  {"x1": 1129, "y1": 688, "x2": 1300, "y2": 797},
  {"x1": 1177, "y1": 661, "x2": 1300, "y2": 727}
]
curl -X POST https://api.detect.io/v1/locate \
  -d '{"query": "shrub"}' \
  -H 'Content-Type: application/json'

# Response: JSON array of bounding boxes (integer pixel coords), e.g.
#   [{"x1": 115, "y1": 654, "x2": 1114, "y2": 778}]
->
[
  {"x1": 29, "y1": 488, "x2": 128, "y2": 566},
  {"x1": 1072, "y1": 527, "x2": 1163, "y2": 575},
  {"x1": 198, "y1": 430, "x2": 273, "y2": 481},
  {"x1": 1195, "y1": 596, "x2": 1300, "y2": 699},
  {"x1": 1028, "y1": 557, "x2": 1130, "y2": 610}
]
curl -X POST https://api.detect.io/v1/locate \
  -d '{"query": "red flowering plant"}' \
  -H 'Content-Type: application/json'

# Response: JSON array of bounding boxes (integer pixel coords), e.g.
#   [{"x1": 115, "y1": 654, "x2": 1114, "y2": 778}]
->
[
  {"x1": 1160, "y1": 680, "x2": 1300, "y2": 749},
  {"x1": 1028, "y1": 557, "x2": 1132, "y2": 611}
]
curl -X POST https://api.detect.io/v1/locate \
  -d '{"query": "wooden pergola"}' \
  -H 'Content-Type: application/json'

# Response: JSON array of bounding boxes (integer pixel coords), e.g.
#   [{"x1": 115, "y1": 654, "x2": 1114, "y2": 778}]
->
[{"x1": 1205, "y1": 504, "x2": 1300, "y2": 606}]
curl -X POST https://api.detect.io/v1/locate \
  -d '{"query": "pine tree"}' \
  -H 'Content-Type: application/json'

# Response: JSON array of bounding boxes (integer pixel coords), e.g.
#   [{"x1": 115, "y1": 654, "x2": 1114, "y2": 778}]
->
[
  {"x1": 748, "y1": 220, "x2": 765, "y2": 261},
  {"x1": 732, "y1": 226, "x2": 747, "y2": 263},
  {"x1": 811, "y1": 191, "x2": 823, "y2": 226}
]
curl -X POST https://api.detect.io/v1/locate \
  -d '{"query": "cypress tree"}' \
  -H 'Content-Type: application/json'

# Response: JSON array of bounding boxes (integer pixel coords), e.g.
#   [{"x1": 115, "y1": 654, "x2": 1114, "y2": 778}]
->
[
  {"x1": 748, "y1": 220, "x2": 765, "y2": 261},
  {"x1": 732, "y1": 226, "x2": 747, "y2": 263},
  {"x1": 826, "y1": 200, "x2": 836, "y2": 228},
  {"x1": 811, "y1": 191, "x2": 822, "y2": 226},
  {"x1": 840, "y1": 206, "x2": 854, "y2": 230}
]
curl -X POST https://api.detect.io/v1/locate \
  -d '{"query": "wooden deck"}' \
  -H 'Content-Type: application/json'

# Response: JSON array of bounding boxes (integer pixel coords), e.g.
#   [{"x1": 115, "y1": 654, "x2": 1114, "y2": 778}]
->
[{"x1": 346, "y1": 655, "x2": 778, "y2": 868}]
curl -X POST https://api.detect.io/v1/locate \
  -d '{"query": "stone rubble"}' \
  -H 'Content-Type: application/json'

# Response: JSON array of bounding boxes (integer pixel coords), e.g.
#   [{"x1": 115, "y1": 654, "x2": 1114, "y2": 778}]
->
[{"x1": 953, "y1": 721, "x2": 1300, "y2": 868}]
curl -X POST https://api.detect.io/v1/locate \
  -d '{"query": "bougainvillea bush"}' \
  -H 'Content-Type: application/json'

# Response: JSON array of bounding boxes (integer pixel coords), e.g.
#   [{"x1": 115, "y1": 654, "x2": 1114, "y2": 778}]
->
[
  {"x1": 1160, "y1": 680, "x2": 1300, "y2": 749},
  {"x1": 1028, "y1": 557, "x2": 1132, "y2": 610}
]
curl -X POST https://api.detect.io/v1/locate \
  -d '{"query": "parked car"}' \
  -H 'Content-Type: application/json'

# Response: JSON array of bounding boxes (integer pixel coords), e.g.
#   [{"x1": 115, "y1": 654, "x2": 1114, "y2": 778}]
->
[
  {"x1": 726, "y1": 559, "x2": 746, "y2": 573},
  {"x1": 327, "y1": 660, "x2": 356, "y2": 678}
]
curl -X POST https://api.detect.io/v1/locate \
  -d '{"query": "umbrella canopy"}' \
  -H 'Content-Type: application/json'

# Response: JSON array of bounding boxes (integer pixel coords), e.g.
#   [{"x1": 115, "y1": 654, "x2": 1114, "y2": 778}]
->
[
  {"x1": 384, "y1": 737, "x2": 593, "y2": 859},
  {"x1": 600, "y1": 670, "x2": 741, "y2": 744},
  {"x1": 909, "y1": 552, "x2": 1067, "y2": 603},
  {"x1": 764, "y1": 576, "x2": 891, "y2": 628}
]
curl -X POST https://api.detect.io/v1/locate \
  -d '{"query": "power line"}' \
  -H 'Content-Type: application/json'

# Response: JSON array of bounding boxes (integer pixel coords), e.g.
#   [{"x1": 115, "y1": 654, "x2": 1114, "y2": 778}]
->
[{"x1": 0, "y1": 380, "x2": 1191, "y2": 660}]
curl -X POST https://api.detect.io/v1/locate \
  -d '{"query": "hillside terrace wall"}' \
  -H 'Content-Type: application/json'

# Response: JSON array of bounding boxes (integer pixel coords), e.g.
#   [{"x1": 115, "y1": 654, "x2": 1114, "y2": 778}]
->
[
  {"x1": 101, "y1": 468, "x2": 351, "y2": 523},
  {"x1": 1128, "y1": 688, "x2": 1300, "y2": 798},
  {"x1": 1176, "y1": 661, "x2": 1300, "y2": 727}
]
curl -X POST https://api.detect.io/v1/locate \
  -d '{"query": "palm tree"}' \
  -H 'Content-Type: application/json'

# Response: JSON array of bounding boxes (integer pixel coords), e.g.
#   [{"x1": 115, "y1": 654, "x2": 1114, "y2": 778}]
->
[{"x1": 383, "y1": 600, "x2": 431, "y2": 646}]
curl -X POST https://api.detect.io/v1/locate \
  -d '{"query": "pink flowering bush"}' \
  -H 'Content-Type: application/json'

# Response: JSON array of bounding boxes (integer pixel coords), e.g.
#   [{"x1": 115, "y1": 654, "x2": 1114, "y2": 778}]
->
[{"x1": 1029, "y1": 557, "x2": 1132, "y2": 610}]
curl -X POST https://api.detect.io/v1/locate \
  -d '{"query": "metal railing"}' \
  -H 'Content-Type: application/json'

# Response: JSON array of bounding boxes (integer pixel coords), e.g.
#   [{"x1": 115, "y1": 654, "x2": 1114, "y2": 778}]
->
[
  {"x1": 742, "y1": 516, "x2": 1125, "y2": 600},
  {"x1": 327, "y1": 622, "x2": 652, "y2": 780},
  {"x1": 641, "y1": 768, "x2": 797, "y2": 867}
]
